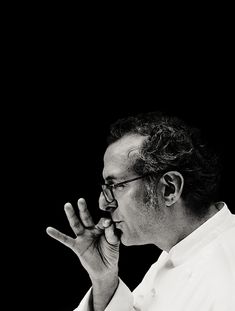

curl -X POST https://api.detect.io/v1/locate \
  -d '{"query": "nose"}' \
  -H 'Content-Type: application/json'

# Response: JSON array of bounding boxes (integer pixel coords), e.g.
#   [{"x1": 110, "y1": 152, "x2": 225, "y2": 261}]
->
[{"x1": 99, "y1": 192, "x2": 118, "y2": 212}]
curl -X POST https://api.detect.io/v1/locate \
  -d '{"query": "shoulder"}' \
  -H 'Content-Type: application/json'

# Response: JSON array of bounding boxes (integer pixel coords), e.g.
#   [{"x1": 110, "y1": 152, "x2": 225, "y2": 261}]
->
[{"x1": 203, "y1": 225, "x2": 235, "y2": 293}]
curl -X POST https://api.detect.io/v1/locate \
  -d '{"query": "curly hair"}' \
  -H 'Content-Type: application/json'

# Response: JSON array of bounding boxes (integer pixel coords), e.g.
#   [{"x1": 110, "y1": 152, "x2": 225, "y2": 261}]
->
[{"x1": 107, "y1": 111, "x2": 221, "y2": 218}]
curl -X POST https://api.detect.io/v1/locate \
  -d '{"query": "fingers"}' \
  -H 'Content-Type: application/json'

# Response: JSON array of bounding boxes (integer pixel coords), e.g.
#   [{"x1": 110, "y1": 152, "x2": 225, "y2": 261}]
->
[
  {"x1": 105, "y1": 222, "x2": 120, "y2": 245},
  {"x1": 51, "y1": 199, "x2": 95, "y2": 240},
  {"x1": 64, "y1": 203, "x2": 84, "y2": 236},
  {"x1": 46, "y1": 227, "x2": 75, "y2": 249},
  {"x1": 77, "y1": 198, "x2": 94, "y2": 228},
  {"x1": 95, "y1": 218, "x2": 120, "y2": 245},
  {"x1": 95, "y1": 217, "x2": 110, "y2": 231}
]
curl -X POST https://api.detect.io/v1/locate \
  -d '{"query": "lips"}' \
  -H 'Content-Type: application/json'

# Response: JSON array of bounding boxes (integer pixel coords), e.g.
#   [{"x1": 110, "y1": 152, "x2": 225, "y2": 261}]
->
[{"x1": 112, "y1": 221, "x2": 123, "y2": 227}]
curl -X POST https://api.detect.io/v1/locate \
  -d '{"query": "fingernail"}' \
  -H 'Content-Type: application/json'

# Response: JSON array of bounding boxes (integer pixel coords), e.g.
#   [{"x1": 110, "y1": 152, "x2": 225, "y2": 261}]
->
[{"x1": 104, "y1": 219, "x2": 111, "y2": 226}]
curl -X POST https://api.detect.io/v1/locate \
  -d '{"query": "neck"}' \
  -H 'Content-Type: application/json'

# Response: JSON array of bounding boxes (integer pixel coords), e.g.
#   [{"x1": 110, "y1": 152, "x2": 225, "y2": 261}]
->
[{"x1": 164, "y1": 203, "x2": 220, "y2": 252}]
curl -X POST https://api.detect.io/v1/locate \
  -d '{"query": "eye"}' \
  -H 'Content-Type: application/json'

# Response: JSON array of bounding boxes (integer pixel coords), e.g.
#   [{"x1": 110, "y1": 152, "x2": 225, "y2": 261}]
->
[{"x1": 114, "y1": 183, "x2": 126, "y2": 190}]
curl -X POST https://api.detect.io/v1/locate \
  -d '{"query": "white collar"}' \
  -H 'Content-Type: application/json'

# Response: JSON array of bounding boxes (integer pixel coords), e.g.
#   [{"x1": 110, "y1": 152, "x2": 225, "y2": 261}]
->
[{"x1": 166, "y1": 202, "x2": 234, "y2": 266}]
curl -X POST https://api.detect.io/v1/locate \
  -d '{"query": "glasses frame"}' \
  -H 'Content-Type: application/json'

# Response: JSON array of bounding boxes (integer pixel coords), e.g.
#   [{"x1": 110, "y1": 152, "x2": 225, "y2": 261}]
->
[{"x1": 101, "y1": 173, "x2": 151, "y2": 204}]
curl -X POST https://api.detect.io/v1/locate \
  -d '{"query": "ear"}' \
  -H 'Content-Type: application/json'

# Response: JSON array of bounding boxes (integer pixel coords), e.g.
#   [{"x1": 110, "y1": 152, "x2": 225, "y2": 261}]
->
[{"x1": 160, "y1": 171, "x2": 184, "y2": 206}]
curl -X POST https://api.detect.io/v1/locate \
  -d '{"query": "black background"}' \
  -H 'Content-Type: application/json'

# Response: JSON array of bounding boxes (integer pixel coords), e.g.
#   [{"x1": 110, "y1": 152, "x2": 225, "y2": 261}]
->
[{"x1": 6, "y1": 15, "x2": 234, "y2": 311}]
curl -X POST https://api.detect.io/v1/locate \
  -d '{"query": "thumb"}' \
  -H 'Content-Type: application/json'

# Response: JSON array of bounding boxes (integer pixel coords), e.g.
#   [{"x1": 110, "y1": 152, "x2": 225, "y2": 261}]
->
[{"x1": 105, "y1": 223, "x2": 120, "y2": 245}]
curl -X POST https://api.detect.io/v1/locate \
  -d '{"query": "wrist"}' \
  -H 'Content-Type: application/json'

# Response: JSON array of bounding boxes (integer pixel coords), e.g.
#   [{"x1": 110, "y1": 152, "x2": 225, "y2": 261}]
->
[
  {"x1": 91, "y1": 273, "x2": 119, "y2": 311},
  {"x1": 90, "y1": 267, "x2": 119, "y2": 281}
]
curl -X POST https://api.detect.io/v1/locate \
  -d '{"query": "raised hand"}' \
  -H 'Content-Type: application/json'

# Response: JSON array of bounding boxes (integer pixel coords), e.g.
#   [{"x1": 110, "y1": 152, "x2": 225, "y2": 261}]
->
[{"x1": 46, "y1": 198, "x2": 120, "y2": 279}]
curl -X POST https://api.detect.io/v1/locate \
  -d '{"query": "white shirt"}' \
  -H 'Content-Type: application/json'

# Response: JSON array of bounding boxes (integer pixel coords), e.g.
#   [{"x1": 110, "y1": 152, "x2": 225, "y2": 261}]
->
[{"x1": 75, "y1": 203, "x2": 235, "y2": 311}]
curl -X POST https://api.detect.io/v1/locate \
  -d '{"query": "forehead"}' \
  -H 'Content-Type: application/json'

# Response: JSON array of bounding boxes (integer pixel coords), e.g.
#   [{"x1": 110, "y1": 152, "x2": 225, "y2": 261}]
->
[{"x1": 103, "y1": 134, "x2": 147, "y2": 179}]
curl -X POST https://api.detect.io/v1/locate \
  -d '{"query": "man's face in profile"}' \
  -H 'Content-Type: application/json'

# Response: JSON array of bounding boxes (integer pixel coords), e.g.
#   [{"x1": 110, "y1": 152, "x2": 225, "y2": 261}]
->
[{"x1": 100, "y1": 134, "x2": 167, "y2": 247}]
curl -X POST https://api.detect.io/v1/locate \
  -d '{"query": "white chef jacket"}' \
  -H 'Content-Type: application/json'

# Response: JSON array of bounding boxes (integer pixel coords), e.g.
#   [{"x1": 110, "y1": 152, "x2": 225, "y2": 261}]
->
[{"x1": 75, "y1": 203, "x2": 235, "y2": 311}]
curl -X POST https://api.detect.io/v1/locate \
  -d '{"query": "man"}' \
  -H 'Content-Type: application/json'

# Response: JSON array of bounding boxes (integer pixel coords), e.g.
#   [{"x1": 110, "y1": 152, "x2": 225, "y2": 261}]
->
[{"x1": 46, "y1": 111, "x2": 235, "y2": 311}]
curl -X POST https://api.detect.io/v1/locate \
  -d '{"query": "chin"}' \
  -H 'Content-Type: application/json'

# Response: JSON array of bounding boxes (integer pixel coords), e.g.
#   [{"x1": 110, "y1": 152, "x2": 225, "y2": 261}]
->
[
  {"x1": 120, "y1": 233, "x2": 139, "y2": 246},
  {"x1": 120, "y1": 233, "x2": 150, "y2": 246}
]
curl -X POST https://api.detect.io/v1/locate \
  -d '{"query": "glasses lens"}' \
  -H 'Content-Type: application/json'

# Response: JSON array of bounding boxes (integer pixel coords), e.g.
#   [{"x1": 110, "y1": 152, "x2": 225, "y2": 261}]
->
[{"x1": 102, "y1": 185, "x2": 114, "y2": 203}]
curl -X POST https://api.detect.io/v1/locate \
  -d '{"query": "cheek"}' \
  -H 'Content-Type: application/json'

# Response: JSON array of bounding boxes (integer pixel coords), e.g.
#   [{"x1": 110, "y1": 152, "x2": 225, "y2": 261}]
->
[
  {"x1": 126, "y1": 187, "x2": 151, "y2": 219},
  {"x1": 117, "y1": 186, "x2": 152, "y2": 224},
  {"x1": 129, "y1": 184, "x2": 146, "y2": 202}
]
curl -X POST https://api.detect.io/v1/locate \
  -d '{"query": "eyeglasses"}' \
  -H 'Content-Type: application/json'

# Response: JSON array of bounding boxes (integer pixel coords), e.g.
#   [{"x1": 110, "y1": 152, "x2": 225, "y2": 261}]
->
[{"x1": 101, "y1": 174, "x2": 150, "y2": 205}]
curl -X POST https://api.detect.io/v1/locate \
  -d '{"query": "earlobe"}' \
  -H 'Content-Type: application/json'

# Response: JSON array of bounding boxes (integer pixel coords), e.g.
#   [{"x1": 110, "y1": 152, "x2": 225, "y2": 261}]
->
[{"x1": 162, "y1": 171, "x2": 184, "y2": 206}]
